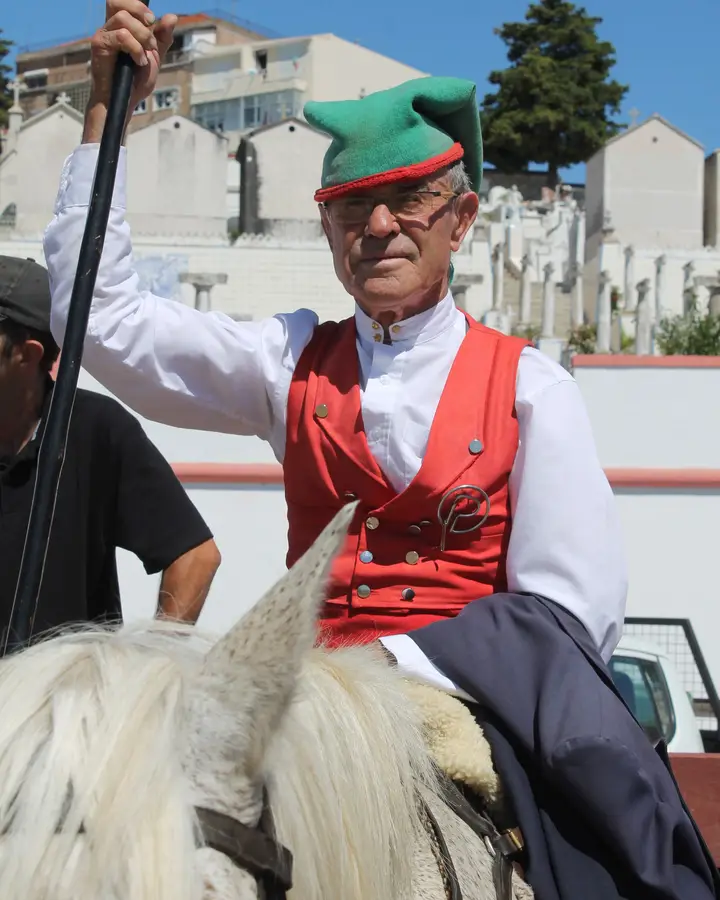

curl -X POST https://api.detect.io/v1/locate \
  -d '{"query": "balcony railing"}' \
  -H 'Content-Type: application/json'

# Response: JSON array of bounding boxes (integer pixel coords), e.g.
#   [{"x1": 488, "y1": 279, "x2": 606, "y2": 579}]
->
[
  {"x1": 163, "y1": 49, "x2": 193, "y2": 68},
  {"x1": 193, "y1": 62, "x2": 304, "y2": 100}
]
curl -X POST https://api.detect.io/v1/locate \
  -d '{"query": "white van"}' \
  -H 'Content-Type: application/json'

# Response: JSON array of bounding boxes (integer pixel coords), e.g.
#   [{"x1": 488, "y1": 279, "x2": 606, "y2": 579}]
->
[{"x1": 610, "y1": 635, "x2": 705, "y2": 753}]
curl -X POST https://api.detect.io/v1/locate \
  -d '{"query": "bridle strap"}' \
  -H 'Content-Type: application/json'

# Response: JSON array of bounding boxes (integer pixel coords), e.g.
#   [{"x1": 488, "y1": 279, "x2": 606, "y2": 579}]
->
[
  {"x1": 195, "y1": 805, "x2": 293, "y2": 896},
  {"x1": 421, "y1": 796, "x2": 463, "y2": 900},
  {"x1": 435, "y1": 773, "x2": 520, "y2": 900},
  {"x1": 37, "y1": 788, "x2": 293, "y2": 897}
]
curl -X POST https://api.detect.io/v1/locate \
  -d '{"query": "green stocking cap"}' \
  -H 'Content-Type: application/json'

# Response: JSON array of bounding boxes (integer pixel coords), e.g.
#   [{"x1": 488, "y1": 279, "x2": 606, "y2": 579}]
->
[{"x1": 304, "y1": 76, "x2": 482, "y2": 201}]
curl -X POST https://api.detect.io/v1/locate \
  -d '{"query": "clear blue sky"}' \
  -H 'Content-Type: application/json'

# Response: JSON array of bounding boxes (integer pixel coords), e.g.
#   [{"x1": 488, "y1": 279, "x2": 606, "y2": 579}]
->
[{"x1": 3, "y1": 0, "x2": 718, "y2": 182}]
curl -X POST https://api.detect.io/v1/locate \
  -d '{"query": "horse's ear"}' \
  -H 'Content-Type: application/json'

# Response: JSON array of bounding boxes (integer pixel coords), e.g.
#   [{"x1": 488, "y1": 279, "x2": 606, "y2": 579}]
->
[{"x1": 193, "y1": 502, "x2": 357, "y2": 768}]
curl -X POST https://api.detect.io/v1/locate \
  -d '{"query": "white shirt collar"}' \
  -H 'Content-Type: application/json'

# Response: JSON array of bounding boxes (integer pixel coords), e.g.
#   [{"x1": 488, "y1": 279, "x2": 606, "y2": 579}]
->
[{"x1": 354, "y1": 291, "x2": 460, "y2": 348}]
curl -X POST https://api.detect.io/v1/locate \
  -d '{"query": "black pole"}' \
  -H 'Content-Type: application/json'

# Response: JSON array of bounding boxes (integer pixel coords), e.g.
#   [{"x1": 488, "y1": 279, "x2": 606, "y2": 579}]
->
[{"x1": 4, "y1": 52, "x2": 137, "y2": 655}]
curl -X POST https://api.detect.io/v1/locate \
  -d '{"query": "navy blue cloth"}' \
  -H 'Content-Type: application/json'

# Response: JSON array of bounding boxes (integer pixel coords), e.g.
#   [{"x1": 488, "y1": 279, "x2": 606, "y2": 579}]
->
[{"x1": 410, "y1": 593, "x2": 719, "y2": 900}]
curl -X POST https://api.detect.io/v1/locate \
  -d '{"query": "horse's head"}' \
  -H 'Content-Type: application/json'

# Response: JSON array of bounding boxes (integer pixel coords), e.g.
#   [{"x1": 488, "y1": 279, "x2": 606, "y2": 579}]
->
[
  {"x1": 0, "y1": 502, "x2": 357, "y2": 900},
  {"x1": 186, "y1": 500, "x2": 358, "y2": 897}
]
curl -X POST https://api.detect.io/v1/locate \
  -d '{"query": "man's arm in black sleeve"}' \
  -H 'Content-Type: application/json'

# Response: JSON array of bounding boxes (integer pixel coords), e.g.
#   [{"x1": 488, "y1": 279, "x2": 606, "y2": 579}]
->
[{"x1": 110, "y1": 403, "x2": 221, "y2": 621}]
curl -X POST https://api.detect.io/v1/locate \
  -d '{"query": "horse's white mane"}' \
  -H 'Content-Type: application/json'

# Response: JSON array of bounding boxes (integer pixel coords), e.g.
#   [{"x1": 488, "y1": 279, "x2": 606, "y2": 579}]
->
[
  {"x1": 0, "y1": 619, "x2": 436, "y2": 900},
  {"x1": 0, "y1": 622, "x2": 209, "y2": 900},
  {"x1": 269, "y1": 645, "x2": 437, "y2": 900}
]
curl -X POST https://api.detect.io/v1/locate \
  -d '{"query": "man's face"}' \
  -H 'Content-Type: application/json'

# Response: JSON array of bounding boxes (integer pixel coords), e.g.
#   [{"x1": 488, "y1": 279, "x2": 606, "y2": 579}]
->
[{"x1": 320, "y1": 168, "x2": 479, "y2": 321}]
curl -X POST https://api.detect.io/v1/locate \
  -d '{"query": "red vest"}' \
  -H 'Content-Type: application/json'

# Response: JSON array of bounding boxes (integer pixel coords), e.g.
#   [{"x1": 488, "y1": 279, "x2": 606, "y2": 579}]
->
[{"x1": 284, "y1": 313, "x2": 528, "y2": 647}]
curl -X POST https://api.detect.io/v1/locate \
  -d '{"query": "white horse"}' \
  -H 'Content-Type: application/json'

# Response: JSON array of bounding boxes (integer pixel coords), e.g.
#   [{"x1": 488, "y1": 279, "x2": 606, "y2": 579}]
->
[{"x1": 0, "y1": 504, "x2": 533, "y2": 900}]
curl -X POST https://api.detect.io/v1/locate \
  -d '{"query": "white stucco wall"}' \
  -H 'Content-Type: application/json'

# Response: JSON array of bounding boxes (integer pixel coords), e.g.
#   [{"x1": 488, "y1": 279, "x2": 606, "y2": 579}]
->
[
  {"x1": 305, "y1": 34, "x2": 427, "y2": 102},
  {"x1": 117, "y1": 483, "x2": 289, "y2": 634},
  {"x1": 612, "y1": 490, "x2": 720, "y2": 688},
  {"x1": 126, "y1": 116, "x2": 228, "y2": 237},
  {"x1": 0, "y1": 104, "x2": 83, "y2": 238},
  {"x1": 573, "y1": 358, "x2": 720, "y2": 689},
  {"x1": 573, "y1": 361, "x2": 720, "y2": 468},
  {"x1": 75, "y1": 369, "x2": 287, "y2": 634},
  {"x1": 0, "y1": 112, "x2": 230, "y2": 240},
  {"x1": 251, "y1": 121, "x2": 331, "y2": 221},
  {"x1": 601, "y1": 118, "x2": 705, "y2": 250}
]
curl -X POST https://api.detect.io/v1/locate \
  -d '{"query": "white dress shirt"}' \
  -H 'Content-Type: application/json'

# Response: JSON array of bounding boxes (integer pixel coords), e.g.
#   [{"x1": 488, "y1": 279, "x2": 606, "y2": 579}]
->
[{"x1": 44, "y1": 145, "x2": 627, "y2": 698}]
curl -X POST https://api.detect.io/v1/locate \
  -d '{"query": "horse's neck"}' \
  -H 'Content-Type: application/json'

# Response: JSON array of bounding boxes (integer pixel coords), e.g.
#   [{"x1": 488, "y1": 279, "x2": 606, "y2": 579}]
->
[
  {"x1": 265, "y1": 647, "x2": 436, "y2": 900},
  {"x1": 265, "y1": 650, "x2": 527, "y2": 900}
]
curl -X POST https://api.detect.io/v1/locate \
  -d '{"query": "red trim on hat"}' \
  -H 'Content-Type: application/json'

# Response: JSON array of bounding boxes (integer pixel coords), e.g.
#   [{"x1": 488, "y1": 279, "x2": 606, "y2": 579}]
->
[{"x1": 314, "y1": 142, "x2": 464, "y2": 202}]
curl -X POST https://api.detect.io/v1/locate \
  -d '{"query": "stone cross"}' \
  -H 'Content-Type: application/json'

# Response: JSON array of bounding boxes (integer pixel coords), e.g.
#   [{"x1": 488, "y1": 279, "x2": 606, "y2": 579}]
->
[
  {"x1": 629, "y1": 107, "x2": 640, "y2": 127},
  {"x1": 55, "y1": 91, "x2": 72, "y2": 105}
]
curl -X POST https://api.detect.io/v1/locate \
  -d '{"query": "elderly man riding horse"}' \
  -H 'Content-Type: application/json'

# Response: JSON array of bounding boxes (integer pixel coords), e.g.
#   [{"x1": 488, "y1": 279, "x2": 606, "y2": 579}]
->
[{"x1": 45, "y1": 4, "x2": 717, "y2": 898}]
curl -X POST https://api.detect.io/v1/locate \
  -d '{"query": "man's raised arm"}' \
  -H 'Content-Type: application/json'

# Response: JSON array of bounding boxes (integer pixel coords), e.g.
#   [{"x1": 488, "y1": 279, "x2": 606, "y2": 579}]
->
[
  {"x1": 43, "y1": 0, "x2": 316, "y2": 439},
  {"x1": 45, "y1": 146, "x2": 315, "y2": 437}
]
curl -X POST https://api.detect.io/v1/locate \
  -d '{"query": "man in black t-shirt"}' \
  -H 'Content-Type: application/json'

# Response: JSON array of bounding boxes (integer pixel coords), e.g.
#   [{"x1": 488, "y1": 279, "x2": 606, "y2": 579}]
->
[{"x1": 0, "y1": 255, "x2": 221, "y2": 642}]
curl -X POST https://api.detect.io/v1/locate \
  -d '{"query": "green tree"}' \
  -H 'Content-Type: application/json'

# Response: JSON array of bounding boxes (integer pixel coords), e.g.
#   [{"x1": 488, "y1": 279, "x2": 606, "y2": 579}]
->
[
  {"x1": 0, "y1": 29, "x2": 13, "y2": 130},
  {"x1": 481, "y1": 0, "x2": 628, "y2": 185}
]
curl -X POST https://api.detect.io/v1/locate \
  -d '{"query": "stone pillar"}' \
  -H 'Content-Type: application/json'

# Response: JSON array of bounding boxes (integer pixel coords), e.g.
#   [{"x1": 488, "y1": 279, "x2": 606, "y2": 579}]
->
[
  {"x1": 709, "y1": 286, "x2": 720, "y2": 317},
  {"x1": 178, "y1": 272, "x2": 228, "y2": 312},
  {"x1": 683, "y1": 261, "x2": 696, "y2": 313},
  {"x1": 635, "y1": 278, "x2": 653, "y2": 355},
  {"x1": 484, "y1": 243, "x2": 512, "y2": 332},
  {"x1": 518, "y1": 253, "x2": 532, "y2": 325},
  {"x1": 571, "y1": 263, "x2": 584, "y2": 328},
  {"x1": 623, "y1": 245, "x2": 636, "y2": 311},
  {"x1": 654, "y1": 254, "x2": 666, "y2": 323},
  {"x1": 491, "y1": 243, "x2": 504, "y2": 311},
  {"x1": 505, "y1": 197, "x2": 523, "y2": 263},
  {"x1": 540, "y1": 262, "x2": 555, "y2": 338},
  {"x1": 596, "y1": 270, "x2": 612, "y2": 353},
  {"x1": 537, "y1": 262, "x2": 564, "y2": 363}
]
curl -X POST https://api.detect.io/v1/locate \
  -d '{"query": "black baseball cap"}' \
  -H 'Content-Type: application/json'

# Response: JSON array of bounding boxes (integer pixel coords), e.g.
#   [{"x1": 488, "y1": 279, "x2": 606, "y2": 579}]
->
[{"x1": 0, "y1": 255, "x2": 52, "y2": 333}]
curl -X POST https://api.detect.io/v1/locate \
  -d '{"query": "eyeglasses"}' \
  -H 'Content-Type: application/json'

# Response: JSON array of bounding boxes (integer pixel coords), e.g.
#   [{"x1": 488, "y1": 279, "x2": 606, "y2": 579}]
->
[{"x1": 324, "y1": 189, "x2": 460, "y2": 225}]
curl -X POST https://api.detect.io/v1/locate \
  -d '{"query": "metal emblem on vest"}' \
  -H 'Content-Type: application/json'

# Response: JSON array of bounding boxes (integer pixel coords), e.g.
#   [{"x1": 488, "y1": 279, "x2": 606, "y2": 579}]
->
[{"x1": 437, "y1": 484, "x2": 491, "y2": 552}]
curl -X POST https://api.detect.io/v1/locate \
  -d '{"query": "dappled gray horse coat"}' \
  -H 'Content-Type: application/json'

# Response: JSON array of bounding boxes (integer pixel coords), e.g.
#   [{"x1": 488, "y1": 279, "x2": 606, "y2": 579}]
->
[{"x1": 411, "y1": 593, "x2": 720, "y2": 900}]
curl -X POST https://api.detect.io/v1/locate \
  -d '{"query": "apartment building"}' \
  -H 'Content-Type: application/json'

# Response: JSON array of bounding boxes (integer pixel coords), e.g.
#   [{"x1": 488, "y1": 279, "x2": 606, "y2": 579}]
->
[
  {"x1": 13, "y1": 11, "x2": 269, "y2": 131},
  {"x1": 190, "y1": 33, "x2": 428, "y2": 147}
]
